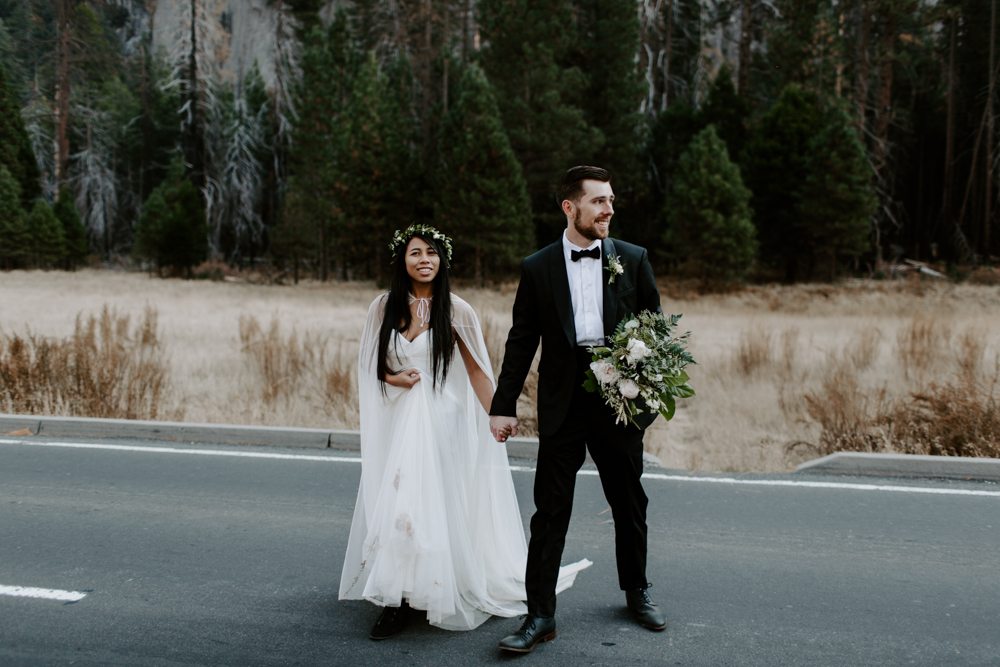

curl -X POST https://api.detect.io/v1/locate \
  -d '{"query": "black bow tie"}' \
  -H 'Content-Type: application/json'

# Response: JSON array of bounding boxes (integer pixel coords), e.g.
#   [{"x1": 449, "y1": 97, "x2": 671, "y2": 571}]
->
[{"x1": 571, "y1": 247, "x2": 601, "y2": 262}]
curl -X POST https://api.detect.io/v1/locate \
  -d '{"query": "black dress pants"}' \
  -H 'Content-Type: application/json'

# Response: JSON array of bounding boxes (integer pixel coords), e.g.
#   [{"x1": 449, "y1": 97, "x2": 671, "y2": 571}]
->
[{"x1": 525, "y1": 348, "x2": 650, "y2": 618}]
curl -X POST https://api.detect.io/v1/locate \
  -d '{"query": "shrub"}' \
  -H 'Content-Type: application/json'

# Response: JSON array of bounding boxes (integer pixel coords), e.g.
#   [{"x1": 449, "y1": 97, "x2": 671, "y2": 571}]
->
[
  {"x1": 134, "y1": 158, "x2": 208, "y2": 276},
  {"x1": 28, "y1": 199, "x2": 66, "y2": 268},
  {"x1": 0, "y1": 164, "x2": 30, "y2": 269},
  {"x1": 238, "y1": 314, "x2": 356, "y2": 410},
  {"x1": 805, "y1": 362, "x2": 1000, "y2": 459},
  {"x1": 54, "y1": 188, "x2": 90, "y2": 268},
  {"x1": 664, "y1": 124, "x2": 757, "y2": 284},
  {"x1": 0, "y1": 306, "x2": 166, "y2": 420}
]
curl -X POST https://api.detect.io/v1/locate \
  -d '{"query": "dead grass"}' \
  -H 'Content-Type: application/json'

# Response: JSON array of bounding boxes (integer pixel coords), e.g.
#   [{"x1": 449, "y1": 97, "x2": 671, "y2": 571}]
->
[
  {"x1": 4, "y1": 270, "x2": 1000, "y2": 471},
  {"x1": 896, "y1": 313, "x2": 951, "y2": 378},
  {"x1": 0, "y1": 306, "x2": 167, "y2": 420},
  {"x1": 847, "y1": 325, "x2": 881, "y2": 370},
  {"x1": 887, "y1": 370, "x2": 1000, "y2": 458},
  {"x1": 238, "y1": 314, "x2": 358, "y2": 423},
  {"x1": 805, "y1": 362, "x2": 1000, "y2": 459},
  {"x1": 734, "y1": 325, "x2": 772, "y2": 376}
]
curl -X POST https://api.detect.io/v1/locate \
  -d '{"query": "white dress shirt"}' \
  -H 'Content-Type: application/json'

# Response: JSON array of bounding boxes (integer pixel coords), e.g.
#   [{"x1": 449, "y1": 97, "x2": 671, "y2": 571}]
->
[{"x1": 561, "y1": 231, "x2": 604, "y2": 346}]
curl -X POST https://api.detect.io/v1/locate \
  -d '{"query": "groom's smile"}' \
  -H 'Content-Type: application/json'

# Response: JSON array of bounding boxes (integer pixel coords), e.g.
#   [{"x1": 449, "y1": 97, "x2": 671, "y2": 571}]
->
[{"x1": 567, "y1": 179, "x2": 615, "y2": 244}]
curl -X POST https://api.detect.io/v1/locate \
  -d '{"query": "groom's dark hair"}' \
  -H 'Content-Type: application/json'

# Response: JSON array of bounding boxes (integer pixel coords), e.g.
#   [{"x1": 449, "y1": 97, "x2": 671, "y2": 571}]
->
[{"x1": 555, "y1": 166, "x2": 611, "y2": 207}]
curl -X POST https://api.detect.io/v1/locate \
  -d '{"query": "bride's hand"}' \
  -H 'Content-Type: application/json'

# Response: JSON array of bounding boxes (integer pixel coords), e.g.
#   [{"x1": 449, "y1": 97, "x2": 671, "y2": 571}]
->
[
  {"x1": 489, "y1": 415, "x2": 518, "y2": 443},
  {"x1": 385, "y1": 369, "x2": 421, "y2": 389}
]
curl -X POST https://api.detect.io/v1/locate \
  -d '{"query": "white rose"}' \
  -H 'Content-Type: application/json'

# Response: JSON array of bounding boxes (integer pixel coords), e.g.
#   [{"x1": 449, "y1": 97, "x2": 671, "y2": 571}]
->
[
  {"x1": 625, "y1": 338, "x2": 649, "y2": 364},
  {"x1": 624, "y1": 320, "x2": 639, "y2": 330},
  {"x1": 591, "y1": 360, "x2": 619, "y2": 385},
  {"x1": 619, "y1": 379, "x2": 640, "y2": 399}
]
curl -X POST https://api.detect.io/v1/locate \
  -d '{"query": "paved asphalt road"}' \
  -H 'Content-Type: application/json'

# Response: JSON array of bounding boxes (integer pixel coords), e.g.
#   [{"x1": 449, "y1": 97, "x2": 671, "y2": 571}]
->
[{"x1": 1, "y1": 436, "x2": 999, "y2": 667}]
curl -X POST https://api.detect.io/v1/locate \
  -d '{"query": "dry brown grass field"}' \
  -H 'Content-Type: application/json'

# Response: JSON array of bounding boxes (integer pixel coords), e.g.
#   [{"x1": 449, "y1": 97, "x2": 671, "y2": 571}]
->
[{"x1": 3, "y1": 269, "x2": 1000, "y2": 472}]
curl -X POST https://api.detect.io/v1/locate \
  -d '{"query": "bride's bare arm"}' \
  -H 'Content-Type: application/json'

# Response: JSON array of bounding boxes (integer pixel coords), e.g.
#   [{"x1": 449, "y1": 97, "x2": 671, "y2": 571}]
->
[
  {"x1": 384, "y1": 368, "x2": 420, "y2": 388},
  {"x1": 455, "y1": 332, "x2": 494, "y2": 413}
]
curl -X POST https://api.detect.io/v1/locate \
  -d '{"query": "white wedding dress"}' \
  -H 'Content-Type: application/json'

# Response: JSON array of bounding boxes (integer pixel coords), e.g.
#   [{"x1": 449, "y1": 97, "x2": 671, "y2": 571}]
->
[{"x1": 339, "y1": 293, "x2": 589, "y2": 631}]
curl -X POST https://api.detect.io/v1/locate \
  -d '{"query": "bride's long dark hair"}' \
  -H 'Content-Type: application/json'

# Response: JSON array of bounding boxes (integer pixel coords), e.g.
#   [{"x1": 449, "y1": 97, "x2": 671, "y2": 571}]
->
[{"x1": 376, "y1": 232, "x2": 454, "y2": 392}]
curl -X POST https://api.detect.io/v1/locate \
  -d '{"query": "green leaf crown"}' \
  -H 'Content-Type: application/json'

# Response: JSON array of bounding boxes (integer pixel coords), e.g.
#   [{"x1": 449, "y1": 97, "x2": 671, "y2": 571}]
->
[{"x1": 389, "y1": 224, "x2": 454, "y2": 265}]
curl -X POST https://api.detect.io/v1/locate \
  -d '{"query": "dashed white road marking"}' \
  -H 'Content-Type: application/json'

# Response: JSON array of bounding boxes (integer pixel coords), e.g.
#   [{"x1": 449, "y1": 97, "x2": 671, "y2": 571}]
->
[
  {"x1": 0, "y1": 585, "x2": 87, "y2": 602},
  {"x1": 3, "y1": 438, "x2": 1000, "y2": 498}
]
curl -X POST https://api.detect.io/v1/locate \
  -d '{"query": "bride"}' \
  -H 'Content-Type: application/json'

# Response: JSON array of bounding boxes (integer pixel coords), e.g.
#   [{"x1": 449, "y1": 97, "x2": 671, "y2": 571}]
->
[{"x1": 339, "y1": 224, "x2": 588, "y2": 639}]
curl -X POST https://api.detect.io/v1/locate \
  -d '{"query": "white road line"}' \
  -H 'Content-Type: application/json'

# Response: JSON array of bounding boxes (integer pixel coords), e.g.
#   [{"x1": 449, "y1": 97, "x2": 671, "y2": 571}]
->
[
  {"x1": 0, "y1": 438, "x2": 360, "y2": 463},
  {"x1": 609, "y1": 471, "x2": 1000, "y2": 498},
  {"x1": 0, "y1": 585, "x2": 87, "y2": 602},
  {"x1": 3, "y1": 438, "x2": 1000, "y2": 498}
]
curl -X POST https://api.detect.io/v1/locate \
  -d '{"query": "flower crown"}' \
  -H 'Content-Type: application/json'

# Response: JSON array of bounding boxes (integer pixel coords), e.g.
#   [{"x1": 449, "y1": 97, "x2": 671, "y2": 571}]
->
[{"x1": 389, "y1": 224, "x2": 453, "y2": 264}]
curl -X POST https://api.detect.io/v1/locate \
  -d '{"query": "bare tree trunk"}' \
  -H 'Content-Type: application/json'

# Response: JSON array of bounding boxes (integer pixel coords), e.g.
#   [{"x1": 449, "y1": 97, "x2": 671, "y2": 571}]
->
[
  {"x1": 867, "y1": 11, "x2": 898, "y2": 267},
  {"x1": 54, "y1": 0, "x2": 72, "y2": 191},
  {"x1": 987, "y1": 0, "x2": 997, "y2": 257},
  {"x1": 943, "y1": 16, "x2": 957, "y2": 221},
  {"x1": 738, "y1": 0, "x2": 752, "y2": 100},
  {"x1": 187, "y1": 0, "x2": 205, "y2": 194},
  {"x1": 443, "y1": 4, "x2": 450, "y2": 113},
  {"x1": 320, "y1": 223, "x2": 327, "y2": 281},
  {"x1": 853, "y1": 0, "x2": 871, "y2": 127},
  {"x1": 835, "y1": 10, "x2": 846, "y2": 98},
  {"x1": 474, "y1": 243, "x2": 483, "y2": 287},
  {"x1": 958, "y1": 95, "x2": 994, "y2": 234},
  {"x1": 462, "y1": 0, "x2": 471, "y2": 60},
  {"x1": 140, "y1": 42, "x2": 150, "y2": 204},
  {"x1": 663, "y1": 0, "x2": 672, "y2": 111},
  {"x1": 871, "y1": 16, "x2": 896, "y2": 177}
]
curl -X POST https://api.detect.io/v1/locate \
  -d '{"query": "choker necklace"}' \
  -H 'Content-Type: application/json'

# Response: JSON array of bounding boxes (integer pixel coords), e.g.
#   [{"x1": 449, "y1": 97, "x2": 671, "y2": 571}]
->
[{"x1": 409, "y1": 294, "x2": 432, "y2": 327}]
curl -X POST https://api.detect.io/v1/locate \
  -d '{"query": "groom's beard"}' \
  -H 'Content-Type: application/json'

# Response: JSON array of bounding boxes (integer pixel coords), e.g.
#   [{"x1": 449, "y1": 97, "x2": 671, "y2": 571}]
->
[{"x1": 573, "y1": 209, "x2": 611, "y2": 241}]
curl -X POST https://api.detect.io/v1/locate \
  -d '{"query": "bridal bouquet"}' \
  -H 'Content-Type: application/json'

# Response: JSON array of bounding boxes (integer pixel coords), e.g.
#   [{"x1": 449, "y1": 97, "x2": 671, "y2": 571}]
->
[{"x1": 583, "y1": 310, "x2": 696, "y2": 426}]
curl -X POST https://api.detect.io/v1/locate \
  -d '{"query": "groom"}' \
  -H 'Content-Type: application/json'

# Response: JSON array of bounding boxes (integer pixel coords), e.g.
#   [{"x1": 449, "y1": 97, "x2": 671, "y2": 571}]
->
[{"x1": 490, "y1": 166, "x2": 666, "y2": 653}]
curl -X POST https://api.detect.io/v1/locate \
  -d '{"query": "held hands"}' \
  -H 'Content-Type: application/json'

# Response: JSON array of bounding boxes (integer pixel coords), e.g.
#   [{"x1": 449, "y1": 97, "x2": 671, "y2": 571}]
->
[
  {"x1": 386, "y1": 369, "x2": 421, "y2": 389},
  {"x1": 489, "y1": 415, "x2": 518, "y2": 443}
]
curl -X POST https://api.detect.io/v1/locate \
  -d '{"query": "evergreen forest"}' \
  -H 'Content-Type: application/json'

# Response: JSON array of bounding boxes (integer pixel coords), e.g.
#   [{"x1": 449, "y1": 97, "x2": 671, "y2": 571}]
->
[{"x1": 0, "y1": 0, "x2": 996, "y2": 284}]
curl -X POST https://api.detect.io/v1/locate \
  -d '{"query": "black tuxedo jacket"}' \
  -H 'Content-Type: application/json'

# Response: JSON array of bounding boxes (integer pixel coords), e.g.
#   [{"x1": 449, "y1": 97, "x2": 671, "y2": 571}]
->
[{"x1": 490, "y1": 237, "x2": 662, "y2": 437}]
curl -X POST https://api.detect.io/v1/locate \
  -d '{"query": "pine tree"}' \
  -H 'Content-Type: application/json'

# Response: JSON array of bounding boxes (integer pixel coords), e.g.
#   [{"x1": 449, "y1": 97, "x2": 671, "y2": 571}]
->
[
  {"x1": 477, "y1": 0, "x2": 602, "y2": 244},
  {"x1": 799, "y1": 104, "x2": 876, "y2": 278},
  {"x1": 436, "y1": 64, "x2": 533, "y2": 285},
  {"x1": 663, "y1": 125, "x2": 756, "y2": 283},
  {"x1": 337, "y1": 52, "x2": 413, "y2": 281},
  {"x1": 571, "y1": 0, "x2": 646, "y2": 195},
  {"x1": 281, "y1": 11, "x2": 357, "y2": 280},
  {"x1": 134, "y1": 158, "x2": 208, "y2": 276},
  {"x1": 742, "y1": 85, "x2": 825, "y2": 281},
  {"x1": 0, "y1": 164, "x2": 31, "y2": 269},
  {"x1": 134, "y1": 187, "x2": 170, "y2": 273},
  {"x1": 644, "y1": 66, "x2": 751, "y2": 256},
  {"x1": 0, "y1": 60, "x2": 41, "y2": 206},
  {"x1": 699, "y1": 64, "x2": 751, "y2": 165},
  {"x1": 270, "y1": 182, "x2": 316, "y2": 284},
  {"x1": 28, "y1": 199, "x2": 65, "y2": 268},
  {"x1": 54, "y1": 187, "x2": 90, "y2": 268}
]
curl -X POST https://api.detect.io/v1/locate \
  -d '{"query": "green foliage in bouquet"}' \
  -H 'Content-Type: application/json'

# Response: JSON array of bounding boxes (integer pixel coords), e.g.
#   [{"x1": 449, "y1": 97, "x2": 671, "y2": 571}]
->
[{"x1": 583, "y1": 310, "x2": 696, "y2": 426}]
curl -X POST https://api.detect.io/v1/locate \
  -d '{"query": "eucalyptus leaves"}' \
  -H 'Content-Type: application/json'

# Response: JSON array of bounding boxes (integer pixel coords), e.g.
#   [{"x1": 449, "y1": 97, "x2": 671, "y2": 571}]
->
[{"x1": 584, "y1": 310, "x2": 696, "y2": 426}]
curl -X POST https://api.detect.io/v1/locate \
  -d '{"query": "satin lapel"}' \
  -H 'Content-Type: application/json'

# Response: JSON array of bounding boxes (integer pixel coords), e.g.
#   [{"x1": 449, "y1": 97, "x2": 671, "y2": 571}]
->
[
  {"x1": 602, "y1": 238, "x2": 619, "y2": 338},
  {"x1": 549, "y1": 242, "x2": 577, "y2": 348}
]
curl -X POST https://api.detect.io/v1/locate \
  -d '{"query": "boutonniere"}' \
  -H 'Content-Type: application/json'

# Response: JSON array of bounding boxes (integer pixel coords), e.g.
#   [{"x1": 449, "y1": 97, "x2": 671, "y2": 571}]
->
[{"x1": 606, "y1": 254, "x2": 624, "y2": 284}]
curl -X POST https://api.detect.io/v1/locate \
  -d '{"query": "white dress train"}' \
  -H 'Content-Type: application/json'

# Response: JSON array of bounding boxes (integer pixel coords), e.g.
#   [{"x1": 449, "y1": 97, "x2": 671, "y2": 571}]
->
[{"x1": 339, "y1": 293, "x2": 590, "y2": 631}]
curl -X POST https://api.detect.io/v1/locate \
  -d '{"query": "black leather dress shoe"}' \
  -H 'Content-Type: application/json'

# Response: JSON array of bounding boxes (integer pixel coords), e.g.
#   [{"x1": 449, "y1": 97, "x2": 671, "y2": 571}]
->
[
  {"x1": 498, "y1": 615, "x2": 557, "y2": 653},
  {"x1": 626, "y1": 587, "x2": 667, "y2": 631},
  {"x1": 369, "y1": 600, "x2": 410, "y2": 640}
]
